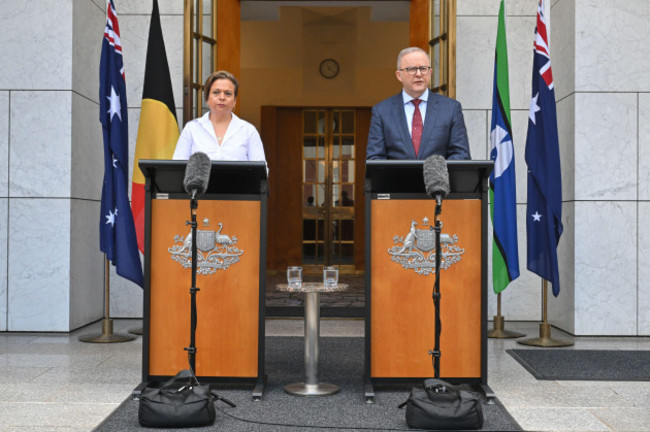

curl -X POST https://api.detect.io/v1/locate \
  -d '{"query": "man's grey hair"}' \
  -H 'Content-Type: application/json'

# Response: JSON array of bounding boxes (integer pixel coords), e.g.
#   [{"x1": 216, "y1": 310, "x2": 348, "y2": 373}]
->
[{"x1": 396, "y1": 47, "x2": 431, "y2": 70}]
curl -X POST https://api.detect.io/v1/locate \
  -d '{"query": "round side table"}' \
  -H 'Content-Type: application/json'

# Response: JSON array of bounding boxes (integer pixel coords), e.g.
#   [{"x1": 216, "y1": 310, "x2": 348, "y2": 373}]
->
[{"x1": 276, "y1": 282, "x2": 348, "y2": 396}]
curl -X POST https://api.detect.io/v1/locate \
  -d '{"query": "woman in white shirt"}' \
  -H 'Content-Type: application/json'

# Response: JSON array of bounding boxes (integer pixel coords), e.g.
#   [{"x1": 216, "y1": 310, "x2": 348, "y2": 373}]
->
[{"x1": 172, "y1": 71, "x2": 267, "y2": 163}]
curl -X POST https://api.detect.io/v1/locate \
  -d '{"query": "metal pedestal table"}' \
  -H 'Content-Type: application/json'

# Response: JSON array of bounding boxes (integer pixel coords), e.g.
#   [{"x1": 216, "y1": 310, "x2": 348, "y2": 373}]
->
[{"x1": 276, "y1": 282, "x2": 349, "y2": 396}]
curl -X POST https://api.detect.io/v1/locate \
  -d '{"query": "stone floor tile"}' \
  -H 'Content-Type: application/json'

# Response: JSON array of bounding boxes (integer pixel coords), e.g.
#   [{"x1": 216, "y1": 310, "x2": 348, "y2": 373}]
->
[
  {"x1": 6, "y1": 427, "x2": 91, "y2": 432},
  {"x1": 592, "y1": 407, "x2": 650, "y2": 431},
  {"x1": 507, "y1": 407, "x2": 612, "y2": 431},
  {"x1": 0, "y1": 366, "x2": 52, "y2": 384},
  {"x1": 497, "y1": 384, "x2": 630, "y2": 408},
  {"x1": 0, "y1": 402, "x2": 118, "y2": 428}
]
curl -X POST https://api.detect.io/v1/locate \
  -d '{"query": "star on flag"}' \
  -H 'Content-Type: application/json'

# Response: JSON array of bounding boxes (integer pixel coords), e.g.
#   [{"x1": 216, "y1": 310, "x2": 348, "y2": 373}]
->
[
  {"x1": 531, "y1": 211, "x2": 542, "y2": 222},
  {"x1": 99, "y1": 0, "x2": 143, "y2": 287},
  {"x1": 105, "y1": 208, "x2": 118, "y2": 226},
  {"x1": 528, "y1": 92, "x2": 540, "y2": 124},
  {"x1": 107, "y1": 86, "x2": 122, "y2": 121}
]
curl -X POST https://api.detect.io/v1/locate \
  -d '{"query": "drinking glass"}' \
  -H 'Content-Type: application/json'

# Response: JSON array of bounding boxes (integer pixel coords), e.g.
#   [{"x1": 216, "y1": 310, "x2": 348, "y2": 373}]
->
[
  {"x1": 287, "y1": 266, "x2": 302, "y2": 288},
  {"x1": 323, "y1": 266, "x2": 338, "y2": 287}
]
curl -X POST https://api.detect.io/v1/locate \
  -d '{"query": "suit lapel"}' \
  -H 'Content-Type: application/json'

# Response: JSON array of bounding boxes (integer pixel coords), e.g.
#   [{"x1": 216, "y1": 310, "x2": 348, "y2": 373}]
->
[
  {"x1": 419, "y1": 91, "x2": 441, "y2": 159},
  {"x1": 392, "y1": 93, "x2": 417, "y2": 159}
]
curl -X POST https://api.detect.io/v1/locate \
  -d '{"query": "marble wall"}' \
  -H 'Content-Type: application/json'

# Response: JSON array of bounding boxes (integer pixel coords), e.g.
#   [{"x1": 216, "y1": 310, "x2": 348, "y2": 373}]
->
[
  {"x1": 0, "y1": 0, "x2": 106, "y2": 331},
  {"x1": 640, "y1": 95, "x2": 650, "y2": 335},
  {"x1": 70, "y1": 0, "x2": 107, "y2": 330},
  {"x1": 0, "y1": 92, "x2": 8, "y2": 331},
  {"x1": 460, "y1": 0, "x2": 650, "y2": 335},
  {"x1": 546, "y1": 0, "x2": 576, "y2": 333},
  {"x1": 568, "y1": 0, "x2": 650, "y2": 335}
]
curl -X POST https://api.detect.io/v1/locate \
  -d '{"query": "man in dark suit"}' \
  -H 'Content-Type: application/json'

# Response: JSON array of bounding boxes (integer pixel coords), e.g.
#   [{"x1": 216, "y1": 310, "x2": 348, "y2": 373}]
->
[{"x1": 366, "y1": 47, "x2": 471, "y2": 160}]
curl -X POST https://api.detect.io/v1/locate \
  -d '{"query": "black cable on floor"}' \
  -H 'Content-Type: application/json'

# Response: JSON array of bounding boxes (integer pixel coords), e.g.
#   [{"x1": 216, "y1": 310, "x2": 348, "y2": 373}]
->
[{"x1": 215, "y1": 404, "x2": 419, "y2": 431}]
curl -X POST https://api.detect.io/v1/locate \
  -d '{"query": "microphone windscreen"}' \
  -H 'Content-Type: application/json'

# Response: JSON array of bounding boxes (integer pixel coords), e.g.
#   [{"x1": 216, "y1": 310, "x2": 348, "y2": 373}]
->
[
  {"x1": 183, "y1": 152, "x2": 212, "y2": 197},
  {"x1": 423, "y1": 154, "x2": 450, "y2": 198}
]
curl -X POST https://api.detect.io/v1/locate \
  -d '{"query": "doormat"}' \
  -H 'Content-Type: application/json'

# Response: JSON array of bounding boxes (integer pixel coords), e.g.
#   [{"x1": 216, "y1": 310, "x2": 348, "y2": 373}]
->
[{"x1": 507, "y1": 349, "x2": 650, "y2": 381}]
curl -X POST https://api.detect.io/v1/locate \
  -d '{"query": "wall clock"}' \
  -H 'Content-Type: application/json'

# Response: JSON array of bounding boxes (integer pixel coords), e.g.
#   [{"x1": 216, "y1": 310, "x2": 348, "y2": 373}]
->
[{"x1": 319, "y1": 58, "x2": 340, "y2": 79}]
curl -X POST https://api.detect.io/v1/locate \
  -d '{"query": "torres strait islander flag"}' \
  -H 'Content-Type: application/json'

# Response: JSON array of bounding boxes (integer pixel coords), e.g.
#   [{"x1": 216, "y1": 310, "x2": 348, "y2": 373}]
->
[
  {"x1": 99, "y1": 0, "x2": 144, "y2": 287},
  {"x1": 525, "y1": 0, "x2": 563, "y2": 296},
  {"x1": 132, "y1": 0, "x2": 180, "y2": 253},
  {"x1": 489, "y1": 0, "x2": 520, "y2": 294}
]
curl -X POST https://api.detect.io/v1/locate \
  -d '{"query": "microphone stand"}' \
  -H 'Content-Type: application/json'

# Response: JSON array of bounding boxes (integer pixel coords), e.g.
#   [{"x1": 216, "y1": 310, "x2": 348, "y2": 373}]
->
[
  {"x1": 185, "y1": 195, "x2": 199, "y2": 373},
  {"x1": 184, "y1": 192, "x2": 236, "y2": 408},
  {"x1": 429, "y1": 195, "x2": 443, "y2": 378}
]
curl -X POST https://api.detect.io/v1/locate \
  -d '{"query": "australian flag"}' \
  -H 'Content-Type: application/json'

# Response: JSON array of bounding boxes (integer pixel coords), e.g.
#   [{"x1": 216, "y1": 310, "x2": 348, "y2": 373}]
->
[
  {"x1": 525, "y1": 0, "x2": 563, "y2": 296},
  {"x1": 99, "y1": 0, "x2": 143, "y2": 287}
]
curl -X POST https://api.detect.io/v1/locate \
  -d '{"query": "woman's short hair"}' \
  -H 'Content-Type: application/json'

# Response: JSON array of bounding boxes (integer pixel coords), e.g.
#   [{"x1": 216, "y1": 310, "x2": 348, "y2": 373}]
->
[
  {"x1": 396, "y1": 47, "x2": 430, "y2": 70},
  {"x1": 203, "y1": 70, "x2": 239, "y2": 100}
]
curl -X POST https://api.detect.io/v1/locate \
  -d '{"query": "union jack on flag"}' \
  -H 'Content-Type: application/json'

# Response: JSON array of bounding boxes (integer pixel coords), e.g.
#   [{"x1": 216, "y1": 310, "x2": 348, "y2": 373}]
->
[
  {"x1": 533, "y1": 2, "x2": 554, "y2": 89},
  {"x1": 99, "y1": 0, "x2": 143, "y2": 287},
  {"x1": 525, "y1": 0, "x2": 563, "y2": 296}
]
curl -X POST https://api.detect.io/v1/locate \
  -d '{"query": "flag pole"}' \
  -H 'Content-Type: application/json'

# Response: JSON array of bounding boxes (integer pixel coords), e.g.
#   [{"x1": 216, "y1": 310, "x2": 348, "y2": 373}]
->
[
  {"x1": 488, "y1": 292, "x2": 524, "y2": 338},
  {"x1": 79, "y1": 256, "x2": 135, "y2": 343},
  {"x1": 516, "y1": 278, "x2": 572, "y2": 347},
  {"x1": 128, "y1": 268, "x2": 143, "y2": 335}
]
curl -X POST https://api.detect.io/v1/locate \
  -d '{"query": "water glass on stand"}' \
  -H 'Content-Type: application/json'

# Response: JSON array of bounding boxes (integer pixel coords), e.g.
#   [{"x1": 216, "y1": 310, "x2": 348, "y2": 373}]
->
[
  {"x1": 287, "y1": 266, "x2": 302, "y2": 288},
  {"x1": 323, "y1": 266, "x2": 338, "y2": 287}
]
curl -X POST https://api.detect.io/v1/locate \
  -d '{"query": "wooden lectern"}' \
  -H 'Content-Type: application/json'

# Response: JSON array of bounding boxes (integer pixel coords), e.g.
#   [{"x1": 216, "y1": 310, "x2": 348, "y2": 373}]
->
[
  {"x1": 364, "y1": 160, "x2": 493, "y2": 401},
  {"x1": 137, "y1": 160, "x2": 267, "y2": 399}
]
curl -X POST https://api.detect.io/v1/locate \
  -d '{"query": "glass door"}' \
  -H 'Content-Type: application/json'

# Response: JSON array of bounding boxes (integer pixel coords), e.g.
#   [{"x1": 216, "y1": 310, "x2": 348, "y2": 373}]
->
[{"x1": 302, "y1": 109, "x2": 356, "y2": 274}]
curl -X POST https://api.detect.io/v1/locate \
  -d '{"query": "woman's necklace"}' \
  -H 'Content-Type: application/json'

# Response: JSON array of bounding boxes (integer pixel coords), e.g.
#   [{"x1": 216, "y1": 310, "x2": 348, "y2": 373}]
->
[{"x1": 211, "y1": 112, "x2": 230, "y2": 145}]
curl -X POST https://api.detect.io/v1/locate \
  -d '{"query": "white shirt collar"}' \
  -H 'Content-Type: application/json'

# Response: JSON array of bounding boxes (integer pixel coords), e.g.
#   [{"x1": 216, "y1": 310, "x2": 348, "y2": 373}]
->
[
  {"x1": 198, "y1": 111, "x2": 242, "y2": 127},
  {"x1": 402, "y1": 89, "x2": 429, "y2": 105},
  {"x1": 197, "y1": 111, "x2": 244, "y2": 143}
]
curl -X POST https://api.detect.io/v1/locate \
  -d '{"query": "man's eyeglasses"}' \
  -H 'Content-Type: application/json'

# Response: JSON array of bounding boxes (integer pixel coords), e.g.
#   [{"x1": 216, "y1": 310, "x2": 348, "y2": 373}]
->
[{"x1": 399, "y1": 66, "x2": 432, "y2": 75}]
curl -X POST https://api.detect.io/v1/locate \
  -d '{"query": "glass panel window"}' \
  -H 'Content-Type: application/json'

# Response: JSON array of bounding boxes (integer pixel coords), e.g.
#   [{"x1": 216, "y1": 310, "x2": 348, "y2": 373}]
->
[
  {"x1": 304, "y1": 111, "x2": 317, "y2": 133},
  {"x1": 183, "y1": 0, "x2": 217, "y2": 124},
  {"x1": 304, "y1": 160, "x2": 317, "y2": 183},
  {"x1": 332, "y1": 184, "x2": 340, "y2": 207},
  {"x1": 429, "y1": 0, "x2": 456, "y2": 97},
  {"x1": 317, "y1": 137, "x2": 325, "y2": 158},
  {"x1": 316, "y1": 185, "x2": 326, "y2": 207},
  {"x1": 341, "y1": 111, "x2": 354, "y2": 133},
  {"x1": 332, "y1": 161, "x2": 339, "y2": 184},
  {"x1": 301, "y1": 109, "x2": 356, "y2": 271},
  {"x1": 303, "y1": 184, "x2": 316, "y2": 206}
]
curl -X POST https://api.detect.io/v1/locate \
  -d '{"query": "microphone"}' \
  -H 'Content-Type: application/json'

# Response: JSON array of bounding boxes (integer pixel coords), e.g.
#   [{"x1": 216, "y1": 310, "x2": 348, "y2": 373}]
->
[
  {"x1": 183, "y1": 152, "x2": 212, "y2": 200},
  {"x1": 423, "y1": 154, "x2": 450, "y2": 207}
]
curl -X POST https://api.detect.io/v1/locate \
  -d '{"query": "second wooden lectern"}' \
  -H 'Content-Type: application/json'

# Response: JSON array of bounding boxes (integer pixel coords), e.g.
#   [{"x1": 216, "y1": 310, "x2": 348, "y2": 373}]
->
[
  {"x1": 364, "y1": 160, "x2": 493, "y2": 401},
  {"x1": 138, "y1": 160, "x2": 268, "y2": 400}
]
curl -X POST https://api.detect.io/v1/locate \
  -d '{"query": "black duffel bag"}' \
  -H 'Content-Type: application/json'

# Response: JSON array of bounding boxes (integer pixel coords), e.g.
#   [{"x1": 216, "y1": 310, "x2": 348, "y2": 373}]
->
[
  {"x1": 401, "y1": 378, "x2": 484, "y2": 430},
  {"x1": 138, "y1": 370, "x2": 216, "y2": 428}
]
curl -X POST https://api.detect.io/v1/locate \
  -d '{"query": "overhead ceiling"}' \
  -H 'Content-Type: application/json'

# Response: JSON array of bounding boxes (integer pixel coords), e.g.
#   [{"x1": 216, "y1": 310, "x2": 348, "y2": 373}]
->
[{"x1": 241, "y1": 1, "x2": 410, "y2": 22}]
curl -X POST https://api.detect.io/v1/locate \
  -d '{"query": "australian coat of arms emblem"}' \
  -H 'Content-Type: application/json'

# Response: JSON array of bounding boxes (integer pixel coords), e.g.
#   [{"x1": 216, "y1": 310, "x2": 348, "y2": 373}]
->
[
  {"x1": 387, "y1": 217, "x2": 464, "y2": 275},
  {"x1": 168, "y1": 219, "x2": 243, "y2": 275}
]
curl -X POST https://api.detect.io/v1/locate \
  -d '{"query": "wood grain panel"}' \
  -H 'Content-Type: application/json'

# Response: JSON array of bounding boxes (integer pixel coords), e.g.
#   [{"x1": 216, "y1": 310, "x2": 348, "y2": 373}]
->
[
  {"x1": 217, "y1": 0, "x2": 240, "y2": 78},
  {"x1": 263, "y1": 107, "x2": 303, "y2": 270},
  {"x1": 354, "y1": 108, "x2": 371, "y2": 271},
  {"x1": 409, "y1": 0, "x2": 429, "y2": 50},
  {"x1": 371, "y1": 199, "x2": 481, "y2": 378},
  {"x1": 148, "y1": 199, "x2": 260, "y2": 377}
]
